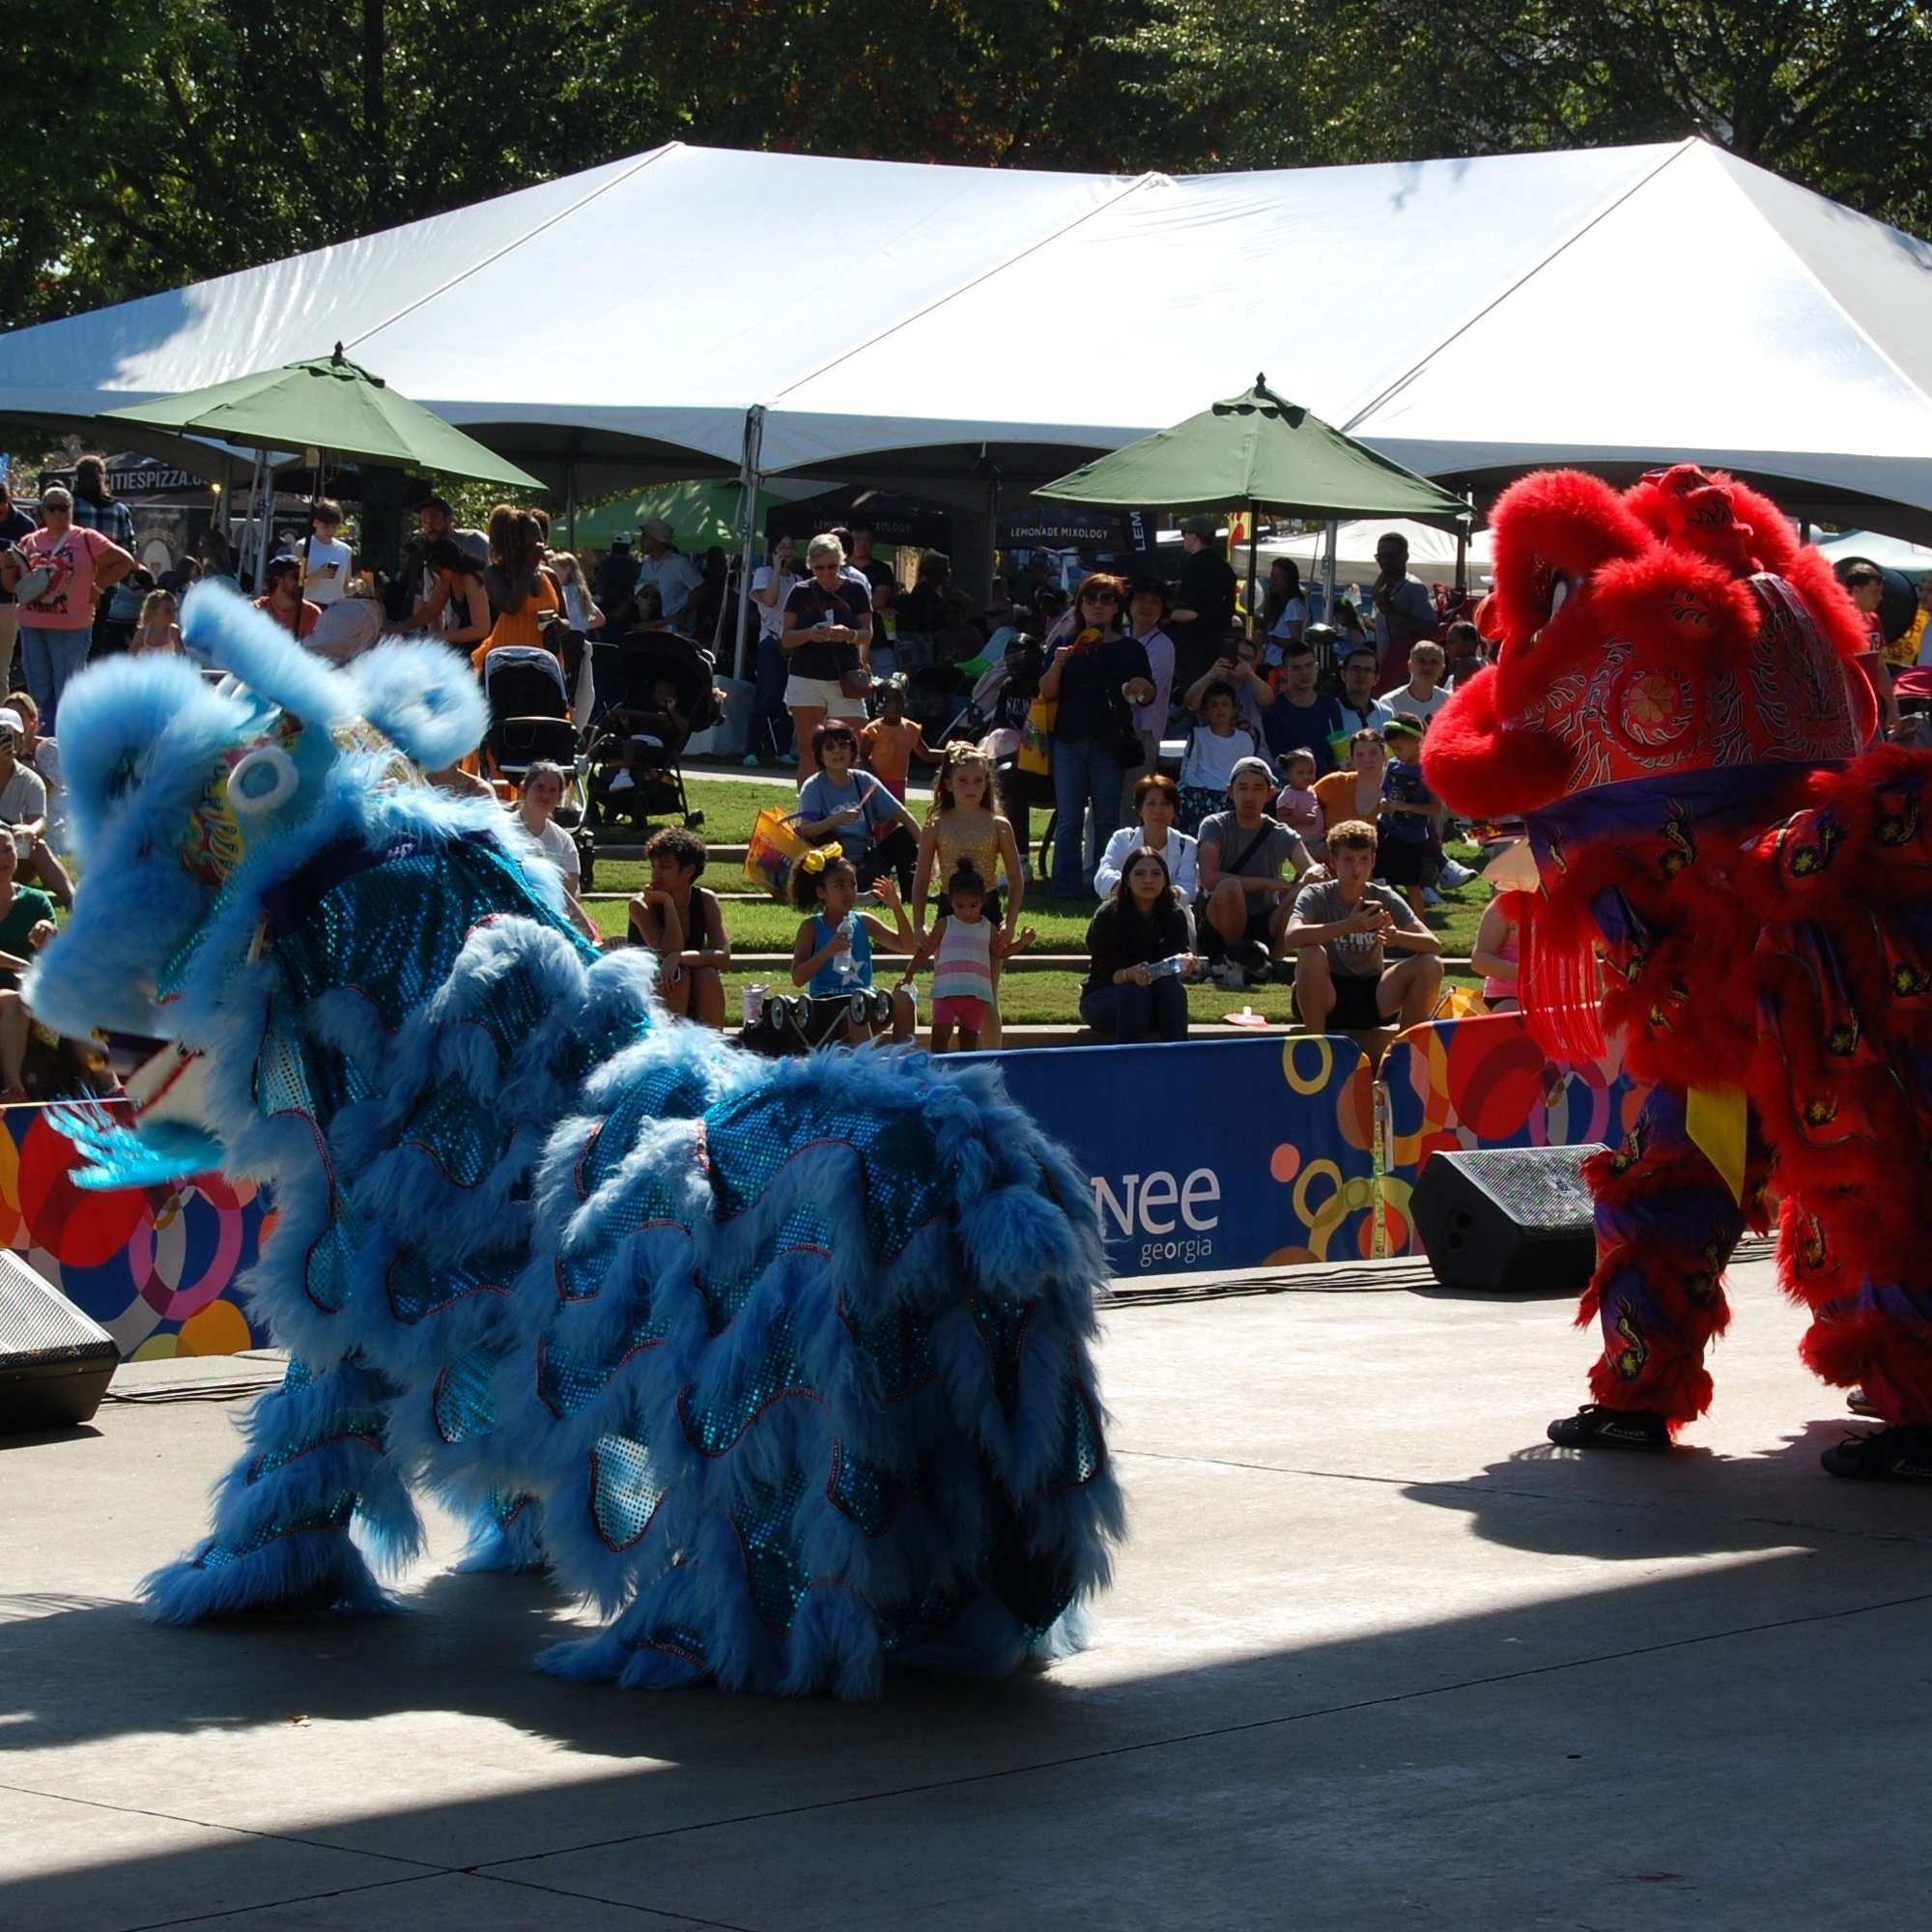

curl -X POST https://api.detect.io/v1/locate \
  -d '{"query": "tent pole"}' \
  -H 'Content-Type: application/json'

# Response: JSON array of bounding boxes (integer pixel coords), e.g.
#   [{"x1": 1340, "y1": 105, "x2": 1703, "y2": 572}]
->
[
  {"x1": 565, "y1": 459, "x2": 577, "y2": 550},
  {"x1": 1321, "y1": 521, "x2": 1339, "y2": 669},
  {"x1": 733, "y1": 406, "x2": 765, "y2": 683}
]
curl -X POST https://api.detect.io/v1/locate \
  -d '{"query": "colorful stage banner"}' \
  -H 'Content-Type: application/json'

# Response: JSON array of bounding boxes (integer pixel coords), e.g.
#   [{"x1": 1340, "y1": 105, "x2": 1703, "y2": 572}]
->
[
  {"x1": 1378, "y1": 1013, "x2": 1648, "y2": 1257},
  {"x1": 959, "y1": 1036, "x2": 1378, "y2": 1276},
  {"x1": 0, "y1": 1102, "x2": 270, "y2": 1361}
]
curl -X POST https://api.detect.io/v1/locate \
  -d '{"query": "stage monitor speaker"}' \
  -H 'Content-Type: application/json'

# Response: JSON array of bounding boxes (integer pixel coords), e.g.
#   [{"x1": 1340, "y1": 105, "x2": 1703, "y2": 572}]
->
[
  {"x1": 1411, "y1": 1145, "x2": 1603, "y2": 1294},
  {"x1": 0, "y1": 1250, "x2": 119, "y2": 1434}
]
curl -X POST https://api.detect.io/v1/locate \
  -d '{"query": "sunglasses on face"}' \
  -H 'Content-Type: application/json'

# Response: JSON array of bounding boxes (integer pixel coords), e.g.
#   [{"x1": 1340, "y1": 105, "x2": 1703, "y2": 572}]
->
[{"x1": 1082, "y1": 591, "x2": 1120, "y2": 606}]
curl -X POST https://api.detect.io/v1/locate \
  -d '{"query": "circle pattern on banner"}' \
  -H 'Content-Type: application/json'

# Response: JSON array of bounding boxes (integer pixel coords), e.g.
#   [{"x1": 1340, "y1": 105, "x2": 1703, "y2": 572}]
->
[
  {"x1": 16, "y1": 1114, "x2": 149, "y2": 1268},
  {"x1": 129, "y1": 1179, "x2": 247, "y2": 1321}
]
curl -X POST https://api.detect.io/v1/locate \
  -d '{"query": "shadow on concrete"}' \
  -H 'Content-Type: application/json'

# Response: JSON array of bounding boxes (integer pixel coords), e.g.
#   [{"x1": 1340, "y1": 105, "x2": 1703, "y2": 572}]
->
[
  {"x1": 0, "y1": 1424, "x2": 102, "y2": 1455},
  {"x1": 6, "y1": 1547, "x2": 1932, "y2": 1931}
]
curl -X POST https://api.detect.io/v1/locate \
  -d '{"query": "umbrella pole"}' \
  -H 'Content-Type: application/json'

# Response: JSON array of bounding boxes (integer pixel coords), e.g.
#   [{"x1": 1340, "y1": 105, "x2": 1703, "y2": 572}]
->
[
  {"x1": 1321, "y1": 522, "x2": 1339, "y2": 673},
  {"x1": 1246, "y1": 500, "x2": 1259, "y2": 639},
  {"x1": 732, "y1": 406, "x2": 765, "y2": 686}
]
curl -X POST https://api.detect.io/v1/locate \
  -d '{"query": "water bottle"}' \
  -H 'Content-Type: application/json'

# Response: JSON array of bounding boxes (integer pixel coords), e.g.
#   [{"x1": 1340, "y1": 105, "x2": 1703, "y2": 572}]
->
[
  {"x1": 834, "y1": 914, "x2": 861, "y2": 985},
  {"x1": 1147, "y1": 953, "x2": 1190, "y2": 980},
  {"x1": 742, "y1": 983, "x2": 766, "y2": 1027}
]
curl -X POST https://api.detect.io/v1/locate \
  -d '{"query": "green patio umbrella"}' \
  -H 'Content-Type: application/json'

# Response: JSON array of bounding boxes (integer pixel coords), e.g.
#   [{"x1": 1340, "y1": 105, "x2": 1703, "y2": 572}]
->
[
  {"x1": 102, "y1": 344, "x2": 542, "y2": 490},
  {"x1": 1037, "y1": 374, "x2": 1469, "y2": 620}
]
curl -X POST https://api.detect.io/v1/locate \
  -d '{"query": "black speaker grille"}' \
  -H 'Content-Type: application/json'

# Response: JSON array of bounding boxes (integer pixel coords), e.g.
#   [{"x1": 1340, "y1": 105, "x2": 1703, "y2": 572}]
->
[
  {"x1": 0, "y1": 1252, "x2": 115, "y2": 1361},
  {"x1": 1450, "y1": 1146, "x2": 1600, "y2": 1229}
]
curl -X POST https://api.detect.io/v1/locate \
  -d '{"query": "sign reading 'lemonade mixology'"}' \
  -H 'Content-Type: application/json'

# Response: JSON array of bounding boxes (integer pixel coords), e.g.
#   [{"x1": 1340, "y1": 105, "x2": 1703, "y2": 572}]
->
[{"x1": 961, "y1": 1036, "x2": 1379, "y2": 1276}]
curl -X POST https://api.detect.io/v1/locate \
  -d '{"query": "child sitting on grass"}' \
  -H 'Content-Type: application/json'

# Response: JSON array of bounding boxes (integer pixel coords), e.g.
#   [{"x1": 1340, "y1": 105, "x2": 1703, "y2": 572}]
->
[
  {"x1": 907, "y1": 858, "x2": 1033, "y2": 1053},
  {"x1": 788, "y1": 849, "x2": 917, "y2": 1043}
]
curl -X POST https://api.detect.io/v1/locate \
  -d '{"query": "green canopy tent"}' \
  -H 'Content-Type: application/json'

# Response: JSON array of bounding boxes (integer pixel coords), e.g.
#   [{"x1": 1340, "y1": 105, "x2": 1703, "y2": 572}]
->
[
  {"x1": 104, "y1": 343, "x2": 542, "y2": 587},
  {"x1": 1037, "y1": 375, "x2": 1470, "y2": 636},
  {"x1": 568, "y1": 477, "x2": 817, "y2": 556}
]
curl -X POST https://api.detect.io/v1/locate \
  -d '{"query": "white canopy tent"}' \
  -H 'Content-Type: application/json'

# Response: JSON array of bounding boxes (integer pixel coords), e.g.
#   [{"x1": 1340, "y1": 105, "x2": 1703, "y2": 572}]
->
[
  {"x1": 1258, "y1": 518, "x2": 1496, "y2": 590},
  {"x1": 5, "y1": 134, "x2": 1932, "y2": 543}
]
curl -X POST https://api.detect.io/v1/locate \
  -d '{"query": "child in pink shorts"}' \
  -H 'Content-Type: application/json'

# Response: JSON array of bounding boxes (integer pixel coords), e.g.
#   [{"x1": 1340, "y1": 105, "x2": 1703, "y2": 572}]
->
[{"x1": 912, "y1": 859, "x2": 1032, "y2": 1051}]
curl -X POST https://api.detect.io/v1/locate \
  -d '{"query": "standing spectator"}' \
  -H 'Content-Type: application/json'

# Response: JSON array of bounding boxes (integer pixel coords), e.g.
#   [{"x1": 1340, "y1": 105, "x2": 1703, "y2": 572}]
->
[
  {"x1": 796, "y1": 721, "x2": 920, "y2": 895},
  {"x1": 1123, "y1": 576, "x2": 1177, "y2": 815},
  {"x1": 512, "y1": 761, "x2": 601, "y2": 947},
  {"x1": 932, "y1": 588, "x2": 983, "y2": 666},
  {"x1": 99, "y1": 561, "x2": 149, "y2": 657},
  {"x1": 592, "y1": 533, "x2": 639, "y2": 616},
  {"x1": 907, "y1": 858, "x2": 1031, "y2": 1053},
  {"x1": 634, "y1": 519, "x2": 704, "y2": 627},
  {"x1": 1081, "y1": 848, "x2": 1195, "y2": 1043},
  {"x1": 1442, "y1": 617, "x2": 1488, "y2": 686},
  {"x1": 1169, "y1": 514, "x2": 1238, "y2": 691},
  {"x1": 1261, "y1": 557, "x2": 1309, "y2": 654},
  {"x1": 912, "y1": 742, "x2": 1027, "y2": 977},
  {"x1": 197, "y1": 526, "x2": 239, "y2": 587},
  {"x1": 0, "y1": 827, "x2": 58, "y2": 1102},
  {"x1": 1384, "y1": 640, "x2": 1450, "y2": 729},
  {"x1": 0, "y1": 704, "x2": 72, "y2": 909},
  {"x1": 132, "y1": 589, "x2": 184, "y2": 654},
  {"x1": 1095, "y1": 771, "x2": 1200, "y2": 905},
  {"x1": 897, "y1": 551, "x2": 952, "y2": 635},
  {"x1": 860, "y1": 679, "x2": 935, "y2": 802},
  {"x1": 1196, "y1": 757, "x2": 1316, "y2": 982},
  {"x1": 1368, "y1": 531, "x2": 1436, "y2": 689},
  {"x1": 418, "y1": 540, "x2": 492, "y2": 653},
  {"x1": 1337, "y1": 645, "x2": 1395, "y2": 735},
  {"x1": 1842, "y1": 561, "x2": 1902, "y2": 736},
  {"x1": 474, "y1": 507, "x2": 562, "y2": 670},
  {"x1": 846, "y1": 521, "x2": 895, "y2": 595},
  {"x1": 302, "y1": 500, "x2": 353, "y2": 608},
  {"x1": 1264, "y1": 638, "x2": 1346, "y2": 771},
  {"x1": 406, "y1": 496, "x2": 484, "y2": 627},
  {"x1": 745, "y1": 534, "x2": 801, "y2": 766},
  {"x1": 1281, "y1": 819, "x2": 1443, "y2": 1032},
  {"x1": 781, "y1": 534, "x2": 872, "y2": 782},
  {"x1": 11, "y1": 486, "x2": 135, "y2": 727},
  {"x1": 0, "y1": 481, "x2": 36, "y2": 688},
  {"x1": 1376, "y1": 716, "x2": 1438, "y2": 915},
  {"x1": 70, "y1": 456, "x2": 137, "y2": 662},
  {"x1": 867, "y1": 575, "x2": 901, "y2": 679},
  {"x1": 254, "y1": 557, "x2": 321, "y2": 640},
  {"x1": 628, "y1": 826, "x2": 730, "y2": 1028},
  {"x1": 1037, "y1": 574, "x2": 1154, "y2": 900},
  {"x1": 1183, "y1": 638, "x2": 1273, "y2": 743}
]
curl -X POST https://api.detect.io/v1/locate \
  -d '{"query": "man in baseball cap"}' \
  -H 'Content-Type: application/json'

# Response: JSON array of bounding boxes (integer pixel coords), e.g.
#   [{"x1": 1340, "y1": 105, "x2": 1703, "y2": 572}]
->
[
  {"x1": 635, "y1": 517, "x2": 703, "y2": 625},
  {"x1": 1195, "y1": 753, "x2": 1319, "y2": 985}
]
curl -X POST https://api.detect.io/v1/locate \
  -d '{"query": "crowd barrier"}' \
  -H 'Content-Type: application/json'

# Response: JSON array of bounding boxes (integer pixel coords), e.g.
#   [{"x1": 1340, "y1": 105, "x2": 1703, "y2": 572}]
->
[
  {"x1": 0, "y1": 1018, "x2": 1646, "y2": 1360},
  {"x1": 0, "y1": 1102, "x2": 270, "y2": 1362},
  {"x1": 956, "y1": 1037, "x2": 1378, "y2": 1277}
]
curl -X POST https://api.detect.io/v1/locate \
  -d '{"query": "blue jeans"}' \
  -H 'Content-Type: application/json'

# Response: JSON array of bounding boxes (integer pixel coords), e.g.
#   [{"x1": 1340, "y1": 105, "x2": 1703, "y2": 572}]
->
[
  {"x1": 1080, "y1": 976, "x2": 1188, "y2": 1043},
  {"x1": 744, "y1": 633, "x2": 794, "y2": 759},
  {"x1": 18, "y1": 624, "x2": 91, "y2": 731},
  {"x1": 1051, "y1": 735, "x2": 1124, "y2": 896}
]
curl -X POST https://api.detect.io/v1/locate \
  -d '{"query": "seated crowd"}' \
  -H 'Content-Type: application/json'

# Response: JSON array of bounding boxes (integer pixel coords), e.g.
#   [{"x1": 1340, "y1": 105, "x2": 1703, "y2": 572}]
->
[{"x1": 0, "y1": 465, "x2": 1515, "y2": 1088}]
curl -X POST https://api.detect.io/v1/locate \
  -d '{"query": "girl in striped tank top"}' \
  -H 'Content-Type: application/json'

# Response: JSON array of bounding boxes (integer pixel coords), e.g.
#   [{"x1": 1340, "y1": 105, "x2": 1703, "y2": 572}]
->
[{"x1": 910, "y1": 859, "x2": 1034, "y2": 1052}]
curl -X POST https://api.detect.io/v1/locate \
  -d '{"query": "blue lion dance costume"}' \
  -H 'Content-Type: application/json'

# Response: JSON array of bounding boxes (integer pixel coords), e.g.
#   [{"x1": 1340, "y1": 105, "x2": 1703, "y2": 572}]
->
[{"x1": 39, "y1": 585, "x2": 1121, "y2": 1697}]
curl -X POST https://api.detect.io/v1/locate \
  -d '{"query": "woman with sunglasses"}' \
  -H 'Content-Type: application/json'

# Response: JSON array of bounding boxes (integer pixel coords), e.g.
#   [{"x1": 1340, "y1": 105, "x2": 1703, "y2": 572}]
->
[
  {"x1": 1037, "y1": 572, "x2": 1155, "y2": 900},
  {"x1": 5, "y1": 486, "x2": 135, "y2": 730},
  {"x1": 781, "y1": 532, "x2": 872, "y2": 782}
]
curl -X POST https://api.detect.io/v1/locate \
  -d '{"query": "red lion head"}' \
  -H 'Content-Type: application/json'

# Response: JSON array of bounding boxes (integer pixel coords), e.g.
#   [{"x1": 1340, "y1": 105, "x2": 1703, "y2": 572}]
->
[{"x1": 1424, "y1": 465, "x2": 1876, "y2": 820}]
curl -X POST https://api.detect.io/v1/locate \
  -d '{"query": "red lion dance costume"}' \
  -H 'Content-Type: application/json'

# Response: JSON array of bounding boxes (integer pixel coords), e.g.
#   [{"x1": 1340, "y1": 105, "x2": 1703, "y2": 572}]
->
[{"x1": 1426, "y1": 463, "x2": 1932, "y2": 1479}]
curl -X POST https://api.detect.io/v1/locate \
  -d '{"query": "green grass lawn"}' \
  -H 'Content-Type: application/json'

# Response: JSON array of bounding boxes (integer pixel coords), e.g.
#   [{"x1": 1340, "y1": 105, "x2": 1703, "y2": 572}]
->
[{"x1": 587, "y1": 775, "x2": 798, "y2": 848}]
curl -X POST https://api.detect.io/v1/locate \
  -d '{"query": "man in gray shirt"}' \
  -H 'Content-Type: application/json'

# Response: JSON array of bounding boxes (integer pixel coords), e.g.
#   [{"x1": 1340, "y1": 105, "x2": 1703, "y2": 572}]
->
[
  {"x1": 1197, "y1": 756, "x2": 1315, "y2": 983},
  {"x1": 1280, "y1": 816, "x2": 1442, "y2": 1032}
]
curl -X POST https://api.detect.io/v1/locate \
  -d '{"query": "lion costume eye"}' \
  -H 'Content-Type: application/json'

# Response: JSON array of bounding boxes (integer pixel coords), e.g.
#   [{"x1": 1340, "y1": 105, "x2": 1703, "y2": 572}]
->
[{"x1": 227, "y1": 745, "x2": 299, "y2": 815}]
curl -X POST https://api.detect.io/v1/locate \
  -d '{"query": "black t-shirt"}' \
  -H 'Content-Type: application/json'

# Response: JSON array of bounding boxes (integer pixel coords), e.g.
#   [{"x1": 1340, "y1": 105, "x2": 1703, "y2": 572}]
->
[
  {"x1": 1049, "y1": 632, "x2": 1153, "y2": 743},
  {"x1": 782, "y1": 577, "x2": 870, "y2": 680},
  {"x1": 0, "y1": 507, "x2": 34, "y2": 605},
  {"x1": 594, "y1": 551, "x2": 639, "y2": 611},
  {"x1": 1084, "y1": 895, "x2": 1192, "y2": 993},
  {"x1": 851, "y1": 554, "x2": 895, "y2": 594},
  {"x1": 1174, "y1": 548, "x2": 1237, "y2": 667}
]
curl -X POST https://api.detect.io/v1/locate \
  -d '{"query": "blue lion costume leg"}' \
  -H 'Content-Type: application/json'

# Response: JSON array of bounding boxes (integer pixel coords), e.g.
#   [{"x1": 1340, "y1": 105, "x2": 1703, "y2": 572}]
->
[{"x1": 38, "y1": 584, "x2": 1122, "y2": 1697}]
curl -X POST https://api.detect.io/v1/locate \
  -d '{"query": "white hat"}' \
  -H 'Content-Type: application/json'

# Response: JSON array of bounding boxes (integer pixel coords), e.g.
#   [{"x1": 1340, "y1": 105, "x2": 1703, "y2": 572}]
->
[
  {"x1": 641, "y1": 518, "x2": 675, "y2": 545},
  {"x1": 0, "y1": 708, "x2": 22, "y2": 737}
]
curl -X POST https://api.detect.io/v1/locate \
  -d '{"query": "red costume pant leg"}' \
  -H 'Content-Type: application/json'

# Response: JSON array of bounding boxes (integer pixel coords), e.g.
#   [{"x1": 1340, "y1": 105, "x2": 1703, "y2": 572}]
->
[{"x1": 1580, "y1": 1088, "x2": 1755, "y2": 1428}]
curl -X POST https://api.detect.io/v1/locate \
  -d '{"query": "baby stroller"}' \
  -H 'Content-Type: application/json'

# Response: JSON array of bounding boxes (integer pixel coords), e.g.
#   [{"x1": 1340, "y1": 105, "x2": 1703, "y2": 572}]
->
[
  {"x1": 479, "y1": 645, "x2": 586, "y2": 834},
  {"x1": 584, "y1": 630, "x2": 722, "y2": 830}
]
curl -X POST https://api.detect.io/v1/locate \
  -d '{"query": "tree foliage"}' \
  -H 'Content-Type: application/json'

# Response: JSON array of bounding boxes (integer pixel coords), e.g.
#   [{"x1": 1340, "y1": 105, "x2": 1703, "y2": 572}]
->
[{"x1": 4, "y1": 0, "x2": 1928, "y2": 334}]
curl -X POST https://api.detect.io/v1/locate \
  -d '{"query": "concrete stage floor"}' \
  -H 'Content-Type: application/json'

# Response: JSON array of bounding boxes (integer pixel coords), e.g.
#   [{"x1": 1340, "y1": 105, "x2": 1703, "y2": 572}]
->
[{"x1": 5, "y1": 1259, "x2": 1928, "y2": 1930}]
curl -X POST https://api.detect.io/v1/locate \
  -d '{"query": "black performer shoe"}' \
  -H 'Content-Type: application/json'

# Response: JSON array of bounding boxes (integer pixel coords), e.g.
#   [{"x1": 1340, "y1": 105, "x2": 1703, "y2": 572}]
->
[
  {"x1": 1847, "y1": 1386, "x2": 1881, "y2": 1418},
  {"x1": 1546, "y1": 1403, "x2": 1672, "y2": 1449},
  {"x1": 1820, "y1": 1424, "x2": 1932, "y2": 1482}
]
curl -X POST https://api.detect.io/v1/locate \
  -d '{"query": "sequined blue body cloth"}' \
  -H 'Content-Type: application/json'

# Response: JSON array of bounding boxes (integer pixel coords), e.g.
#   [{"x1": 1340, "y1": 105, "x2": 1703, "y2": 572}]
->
[{"x1": 36, "y1": 585, "x2": 1121, "y2": 1698}]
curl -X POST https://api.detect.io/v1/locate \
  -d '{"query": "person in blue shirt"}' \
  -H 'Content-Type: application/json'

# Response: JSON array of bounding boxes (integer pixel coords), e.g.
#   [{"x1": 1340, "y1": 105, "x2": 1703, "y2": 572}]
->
[
  {"x1": 1264, "y1": 638, "x2": 1346, "y2": 772},
  {"x1": 1376, "y1": 715, "x2": 1438, "y2": 916}
]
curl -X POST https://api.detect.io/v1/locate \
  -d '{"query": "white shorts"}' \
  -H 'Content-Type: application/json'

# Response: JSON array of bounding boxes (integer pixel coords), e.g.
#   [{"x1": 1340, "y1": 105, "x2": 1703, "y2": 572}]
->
[{"x1": 784, "y1": 674, "x2": 867, "y2": 717}]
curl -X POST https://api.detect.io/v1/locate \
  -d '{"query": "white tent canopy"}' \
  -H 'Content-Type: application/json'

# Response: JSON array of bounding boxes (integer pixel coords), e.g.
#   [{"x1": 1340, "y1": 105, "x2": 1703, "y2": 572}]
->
[
  {"x1": 5, "y1": 137, "x2": 1932, "y2": 534},
  {"x1": 1259, "y1": 519, "x2": 1495, "y2": 589}
]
